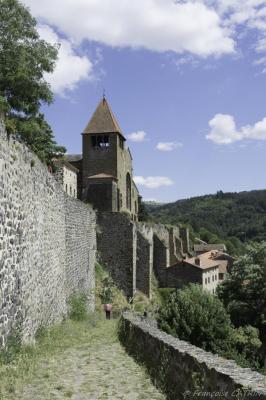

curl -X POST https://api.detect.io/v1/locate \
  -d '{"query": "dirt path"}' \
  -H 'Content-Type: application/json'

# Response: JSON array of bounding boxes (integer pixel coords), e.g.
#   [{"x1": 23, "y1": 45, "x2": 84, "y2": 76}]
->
[{"x1": 8, "y1": 319, "x2": 165, "y2": 400}]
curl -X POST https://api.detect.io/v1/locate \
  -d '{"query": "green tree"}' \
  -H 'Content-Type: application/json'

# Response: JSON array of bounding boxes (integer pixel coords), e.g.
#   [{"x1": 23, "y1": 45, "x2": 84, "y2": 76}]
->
[
  {"x1": 230, "y1": 325, "x2": 262, "y2": 368},
  {"x1": 138, "y1": 199, "x2": 150, "y2": 222},
  {"x1": 217, "y1": 242, "x2": 266, "y2": 339},
  {"x1": 157, "y1": 284, "x2": 233, "y2": 354},
  {"x1": 157, "y1": 284, "x2": 263, "y2": 370},
  {"x1": 0, "y1": 0, "x2": 65, "y2": 163}
]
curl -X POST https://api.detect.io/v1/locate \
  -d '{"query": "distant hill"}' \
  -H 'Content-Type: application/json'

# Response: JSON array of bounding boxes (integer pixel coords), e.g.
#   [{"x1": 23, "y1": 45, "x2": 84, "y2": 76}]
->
[{"x1": 146, "y1": 190, "x2": 266, "y2": 244}]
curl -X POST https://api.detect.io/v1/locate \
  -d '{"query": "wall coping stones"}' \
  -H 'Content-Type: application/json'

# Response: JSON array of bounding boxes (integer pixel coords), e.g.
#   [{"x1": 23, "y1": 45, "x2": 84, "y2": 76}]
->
[{"x1": 119, "y1": 313, "x2": 266, "y2": 399}]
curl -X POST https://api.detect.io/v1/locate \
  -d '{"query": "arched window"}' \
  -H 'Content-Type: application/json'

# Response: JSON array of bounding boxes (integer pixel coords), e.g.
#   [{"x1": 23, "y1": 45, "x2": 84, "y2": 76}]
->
[{"x1": 126, "y1": 173, "x2": 131, "y2": 210}]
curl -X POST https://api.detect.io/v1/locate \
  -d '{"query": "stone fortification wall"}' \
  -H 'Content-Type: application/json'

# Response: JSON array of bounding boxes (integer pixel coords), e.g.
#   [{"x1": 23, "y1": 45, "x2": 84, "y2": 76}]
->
[
  {"x1": 136, "y1": 223, "x2": 153, "y2": 298},
  {"x1": 0, "y1": 119, "x2": 96, "y2": 345},
  {"x1": 165, "y1": 262, "x2": 202, "y2": 288},
  {"x1": 97, "y1": 212, "x2": 136, "y2": 298},
  {"x1": 119, "y1": 313, "x2": 266, "y2": 400},
  {"x1": 153, "y1": 225, "x2": 170, "y2": 287},
  {"x1": 65, "y1": 197, "x2": 96, "y2": 309}
]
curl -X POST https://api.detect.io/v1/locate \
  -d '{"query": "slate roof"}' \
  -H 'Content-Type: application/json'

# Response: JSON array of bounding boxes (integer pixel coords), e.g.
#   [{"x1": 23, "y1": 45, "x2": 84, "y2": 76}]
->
[
  {"x1": 65, "y1": 154, "x2": 83, "y2": 162},
  {"x1": 83, "y1": 98, "x2": 125, "y2": 139},
  {"x1": 194, "y1": 244, "x2": 226, "y2": 252},
  {"x1": 185, "y1": 250, "x2": 229, "y2": 273},
  {"x1": 53, "y1": 159, "x2": 79, "y2": 173},
  {"x1": 185, "y1": 252, "x2": 220, "y2": 270}
]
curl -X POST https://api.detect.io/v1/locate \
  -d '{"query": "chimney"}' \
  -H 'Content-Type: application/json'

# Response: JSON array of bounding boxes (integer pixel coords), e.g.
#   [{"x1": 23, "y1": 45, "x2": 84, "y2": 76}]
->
[{"x1": 195, "y1": 257, "x2": 201, "y2": 266}]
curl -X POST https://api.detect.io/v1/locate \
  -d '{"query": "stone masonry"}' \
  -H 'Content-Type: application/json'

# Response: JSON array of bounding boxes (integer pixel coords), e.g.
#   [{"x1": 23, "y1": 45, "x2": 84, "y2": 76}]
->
[
  {"x1": 136, "y1": 223, "x2": 153, "y2": 298},
  {"x1": 97, "y1": 212, "x2": 137, "y2": 299},
  {"x1": 119, "y1": 313, "x2": 266, "y2": 400},
  {"x1": 0, "y1": 119, "x2": 96, "y2": 345}
]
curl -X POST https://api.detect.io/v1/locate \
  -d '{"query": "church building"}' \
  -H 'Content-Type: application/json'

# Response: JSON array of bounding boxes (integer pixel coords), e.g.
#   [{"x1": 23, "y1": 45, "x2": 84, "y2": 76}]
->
[{"x1": 66, "y1": 97, "x2": 140, "y2": 221}]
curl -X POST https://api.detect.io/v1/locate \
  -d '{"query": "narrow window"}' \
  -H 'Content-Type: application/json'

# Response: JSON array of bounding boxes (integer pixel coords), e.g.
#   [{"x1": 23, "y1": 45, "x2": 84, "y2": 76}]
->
[
  {"x1": 70, "y1": 186, "x2": 72, "y2": 195},
  {"x1": 205, "y1": 278, "x2": 207, "y2": 285},
  {"x1": 208, "y1": 277, "x2": 210, "y2": 283},
  {"x1": 91, "y1": 136, "x2": 97, "y2": 147},
  {"x1": 97, "y1": 135, "x2": 102, "y2": 147},
  {"x1": 103, "y1": 135, "x2": 110, "y2": 147},
  {"x1": 126, "y1": 173, "x2": 132, "y2": 210},
  {"x1": 65, "y1": 184, "x2": 68, "y2": 193}
]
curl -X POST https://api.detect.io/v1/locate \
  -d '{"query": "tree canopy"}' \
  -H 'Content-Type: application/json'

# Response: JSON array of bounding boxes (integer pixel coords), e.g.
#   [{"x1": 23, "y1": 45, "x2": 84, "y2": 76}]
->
[
  {"x1": 217, "y1": 242, "x2": 266, "y2": 339},
  {"x1": 157, "y1": 284, "x2": 233, "y2": 354},
  {"x1": 157, "y1": 284, "x2": 262, "y2": 371},
  {"x1": 147, "y1": 190, "x2": 266, "y2": 252},
  {"x1": 0, "y1": 0, "x2": 65, "y2": 163}
]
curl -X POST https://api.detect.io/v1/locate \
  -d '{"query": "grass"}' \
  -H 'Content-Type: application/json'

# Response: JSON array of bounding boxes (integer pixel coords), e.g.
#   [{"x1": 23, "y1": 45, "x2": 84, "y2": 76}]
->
[
  {"x1": 0, "y1": 315, "x2": 164, "y2": 400},
  {"x1": 0, "y1": 314, "x2": 102, "y2": 399},
  {"x1": 0, "y1": 266, "x2": 165, "y2": 399}
]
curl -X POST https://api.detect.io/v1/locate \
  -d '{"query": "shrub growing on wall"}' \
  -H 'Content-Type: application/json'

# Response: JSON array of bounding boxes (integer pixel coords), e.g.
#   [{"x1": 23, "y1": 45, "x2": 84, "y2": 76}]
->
[{"x1": 68, "y1": 293, "x2": 88, "y2": 321}]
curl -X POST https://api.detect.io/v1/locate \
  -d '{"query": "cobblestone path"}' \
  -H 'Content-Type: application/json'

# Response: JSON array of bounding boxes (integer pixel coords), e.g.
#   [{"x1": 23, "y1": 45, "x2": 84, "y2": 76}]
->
[{"x1": 5, "y1": 319, "x2": 165, "y2": 400}]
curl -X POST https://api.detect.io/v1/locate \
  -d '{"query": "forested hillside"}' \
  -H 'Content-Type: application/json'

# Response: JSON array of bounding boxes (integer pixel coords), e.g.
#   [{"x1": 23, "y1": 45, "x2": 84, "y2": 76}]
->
[{"x1": 146, "y1": 190, "x2": 266, "y2": 253}]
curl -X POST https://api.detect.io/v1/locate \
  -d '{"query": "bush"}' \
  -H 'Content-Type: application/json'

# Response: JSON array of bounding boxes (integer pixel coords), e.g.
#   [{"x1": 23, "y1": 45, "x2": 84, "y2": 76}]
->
[
  {"x1": 157, "y1": 284, "x2": 263, "y2": 371},
  {"x1": 0, "y1": 326, "x2": 22, "y2": 364},
  {"x1": 157, "y1": 284, "x2": 233, "y2": 354},
  {"x1": 95, "y1": 263, "x2": 128, "y2": 318},
  {"x1": 228, "y1": 325, "x2": 262, "y2": 369},
  {"x1": 99, "y1": 276, "x2": 115, "y2": 304},
  {"x1": 68, "y1": 293, "x2": 88, "y2": 321}
]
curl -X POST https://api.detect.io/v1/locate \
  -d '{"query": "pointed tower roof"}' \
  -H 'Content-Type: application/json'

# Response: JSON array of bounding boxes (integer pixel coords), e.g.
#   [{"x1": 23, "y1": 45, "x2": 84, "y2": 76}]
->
[{"x1": 83, "y1": 97, "x2": 125, "y2": 139}]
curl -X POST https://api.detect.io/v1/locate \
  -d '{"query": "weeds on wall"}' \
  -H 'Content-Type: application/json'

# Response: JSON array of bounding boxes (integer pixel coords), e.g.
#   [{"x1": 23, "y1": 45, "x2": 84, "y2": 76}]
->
[
  {"x1": 95, "y1": 263, "x2": 129, "y2": 318},
  {"x1": 68, "y1": 292, "x2": 89, "y2": 321},
  {"x1": 0, "y1": 323, "x2": 22, "y2": 365}
]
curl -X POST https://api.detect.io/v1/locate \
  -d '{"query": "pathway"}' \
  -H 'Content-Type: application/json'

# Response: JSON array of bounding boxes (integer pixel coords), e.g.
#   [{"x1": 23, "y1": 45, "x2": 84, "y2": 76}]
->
[{"x1": 3, "y1": 318, "x2": 165, "y2": 400}]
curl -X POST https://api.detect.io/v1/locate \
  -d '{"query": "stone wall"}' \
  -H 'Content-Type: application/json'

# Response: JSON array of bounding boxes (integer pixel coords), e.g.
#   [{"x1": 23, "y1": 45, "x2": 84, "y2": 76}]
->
[
  {"x1": 84, "y1": 179, "x2": 118, "y2": 212},
  {"x1": 153, "y1": 225, "x2": 170, "y2": 287},
  {"x1": 180, "y1": 227, "x2": 190, "y2": 254},
  {"x1": 119, "y1": 313, "x2": 266, "y2": 400},
  {"x1": 64, "y1": 197, "x2": 96, "y2": 310},
  {"x1": 97, "y1": 212, "x2": 136, "y2": 298},
  {"x1": 0, "y1": 119, "x2": 96, "y2": 345},
  {"x1": 165, "y1": 262, "x2": 202, "y2": 288},
  {"x1": 136, "y1": 224, "x2": 153, "y2": 298}
]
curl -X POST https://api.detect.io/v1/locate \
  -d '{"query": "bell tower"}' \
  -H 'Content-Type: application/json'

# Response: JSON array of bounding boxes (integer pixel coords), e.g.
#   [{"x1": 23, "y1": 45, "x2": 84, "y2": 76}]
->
[{"x1": 82, "y1": 97, "x2": 126, "y2": 211}]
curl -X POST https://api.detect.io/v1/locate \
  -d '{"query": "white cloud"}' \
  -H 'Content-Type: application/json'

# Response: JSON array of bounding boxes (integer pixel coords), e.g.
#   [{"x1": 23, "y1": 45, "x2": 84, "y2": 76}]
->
[
  {"x1": 127, "y1": 131, "x2": 147, "y2": 142},
  {"x1": 134, "y1": 176, "x2": 174, "y2": 189},
  {"x1": 23, "y1": 0, "x2": 234, "y2": 57},
  {"x1": 203, "y1": 0, "x2": 266, "y2": 70},
  {"x1": 206, "y1": 113, "x2": 266, "y2": 144},
  {"x1": 37, "y1": 25, "x2": 93, "y2": 95},
  {"x1": 156, "y1": 142, "x2": 183, "y2": 151}
]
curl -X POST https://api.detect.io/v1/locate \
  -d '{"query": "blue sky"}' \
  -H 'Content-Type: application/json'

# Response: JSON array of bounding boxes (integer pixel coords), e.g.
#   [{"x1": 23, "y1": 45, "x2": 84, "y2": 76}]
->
[{"x1": 23, "y1": 0, "x2": 266, "y2": 202}]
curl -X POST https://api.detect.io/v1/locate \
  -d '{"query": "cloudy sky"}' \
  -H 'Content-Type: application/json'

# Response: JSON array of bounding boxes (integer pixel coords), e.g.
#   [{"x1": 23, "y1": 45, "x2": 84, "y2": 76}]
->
[{"x1": 23, "y1": 0, "x2": 266, "y2": 202}]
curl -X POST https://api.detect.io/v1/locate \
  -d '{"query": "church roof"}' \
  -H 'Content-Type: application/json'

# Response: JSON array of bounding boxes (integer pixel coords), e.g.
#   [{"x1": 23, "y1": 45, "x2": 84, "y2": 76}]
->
[
  {"x1": 83, "y1": 98, "x2": 125, "y2": 139},
  {"x1": 65, "y1": 154, "x2": 82, "y2": 162}
]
